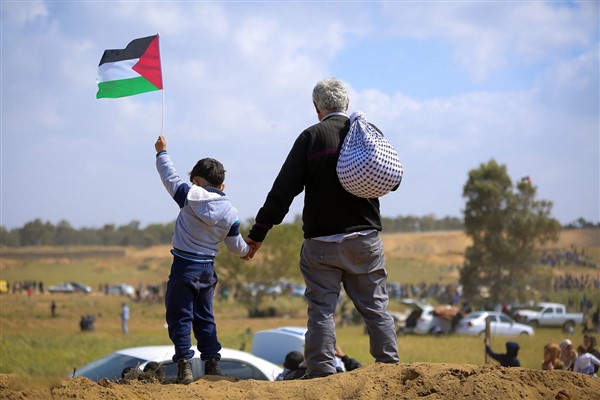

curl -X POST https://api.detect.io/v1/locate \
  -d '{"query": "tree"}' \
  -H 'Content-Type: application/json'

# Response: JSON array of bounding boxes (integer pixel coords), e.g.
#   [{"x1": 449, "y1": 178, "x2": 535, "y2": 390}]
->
[
  {"x1": 217, "y1": 222, "x2": 304, "y2": 312},
  {"x1": 18, "y1": 219, "x2": 54, "y2": 246},
  {"x1": 0, "y1": 226, "x2": 20, "y2": 247},
  {"x1": 460, "y1": 160, "x2": 561, "y2": 305},
  {"x1": 54, "y1": 220, "x2": 77, "y2": 246}
]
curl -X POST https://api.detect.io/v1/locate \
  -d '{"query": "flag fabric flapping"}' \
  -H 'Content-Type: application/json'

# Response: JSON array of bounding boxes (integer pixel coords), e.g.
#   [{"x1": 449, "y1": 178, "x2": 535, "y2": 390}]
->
[{"x1": 96, "y1": 35, "x2": 163, "y2": 99}]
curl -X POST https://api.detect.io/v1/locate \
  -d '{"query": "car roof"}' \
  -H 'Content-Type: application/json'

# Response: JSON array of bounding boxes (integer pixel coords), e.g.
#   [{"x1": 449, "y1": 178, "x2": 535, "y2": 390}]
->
[
  {"x1": 256, "y1": 326, "x2": 307, "y2": 337},
  {"x1": 464, "y1": 311, "x2": 486, "y2": 318},
  {"x1": 114, "y1": 346, "x2": 281, "y2": 368},
  {"x1": 115, "y1": 346, "x2": 175, "y2": 361},
  {"x1": 465, "y1": 311, "x2": 518, "y2": 320},
  {"x1": 465, "y1": 311, "x2": 501, "y2": 318},
  {"x1": 535, "y1": 302, "x2": 563, "y2": 307}
]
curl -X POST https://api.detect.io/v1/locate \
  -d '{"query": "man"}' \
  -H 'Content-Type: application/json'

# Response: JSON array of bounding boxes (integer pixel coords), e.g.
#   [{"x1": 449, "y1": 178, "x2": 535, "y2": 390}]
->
[
  {"x1": 121, "y1": 302, "x2": 130, "y2": 335},
  {"x1": 245, "y1": 78, "x2": 399, "y2": 378}
]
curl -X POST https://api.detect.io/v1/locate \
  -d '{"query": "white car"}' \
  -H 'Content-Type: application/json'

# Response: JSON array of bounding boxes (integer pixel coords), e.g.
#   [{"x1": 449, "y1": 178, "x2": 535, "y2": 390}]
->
[
  {"x1": 48, "y1": 282, "x2": 92, "y2": 294},
  {"x1": 107, "y1": 283, "x2": 135, "y2": 296},
  {"x1": 71, "y1": 346, "x2": 283, "y2": 383},
  {"x1": 455, "y1": 311, "x2": 535, "y2": 336}
]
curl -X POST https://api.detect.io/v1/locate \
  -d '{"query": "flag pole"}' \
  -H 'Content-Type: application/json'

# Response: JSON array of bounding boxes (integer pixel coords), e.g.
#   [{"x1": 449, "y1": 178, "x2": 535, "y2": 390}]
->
[
  {"x1": 158, "y1": 31, "x2": 165, "y2": 136},
  {"x1": 161, "y1": 86, "x2": 165, "y2": 136}
]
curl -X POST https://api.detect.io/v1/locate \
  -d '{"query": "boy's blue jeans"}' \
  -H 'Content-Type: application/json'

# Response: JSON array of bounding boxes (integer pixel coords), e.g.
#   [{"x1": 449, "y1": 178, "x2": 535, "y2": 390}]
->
[{"x1": 165, "y1": 254, "x2": 222, "y2": 363}]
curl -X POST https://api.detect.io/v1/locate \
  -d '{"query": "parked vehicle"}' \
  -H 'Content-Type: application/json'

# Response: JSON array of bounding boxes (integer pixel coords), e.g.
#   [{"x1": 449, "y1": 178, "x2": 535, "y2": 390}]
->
[
  {"x1": 242, "y1": 282, "x2": 282, "y2": 297},
  {"x1": 71, "y1": 346, "x2": 282, "y2": 382},
  {"x1": 513, "y1": 302, "x2": 584, "y2": 330},
  {"x1": 400, "y1": 299, "x2": 459, "y2": 335},
  {"x1": 48, "y1": 282, "x2": 92, "y2": 294},
  {"x1": 289, "y1": 284, "x2": 306, "y2": 297},
  {"x1": 455, "y1": 311, "x2": 534, "y2": 336},
  {"x1": 107, "y1": 283, "x2": 135, "y2": 296},
  {"x1": 252, "y1": 326, "x2": 306, "y2": 366},
  {"x1": 251, "y1": 326, "x2": 348, "y2": 371}
]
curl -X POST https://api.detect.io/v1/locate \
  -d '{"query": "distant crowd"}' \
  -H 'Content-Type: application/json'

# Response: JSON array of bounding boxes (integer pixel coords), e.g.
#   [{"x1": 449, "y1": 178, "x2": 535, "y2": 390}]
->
[
  {"x1": 387, "y1": 277, "x2": 462, "y2": 306},
  {"x1": 7, "y1": 280, "x2": 44, "y2": 295},
  {"x1": 555, "y1": 274, "x2": 600, "y2": 291},
  {"x1": 540, "y1": 246, "x2": 597, "y2": 269}
]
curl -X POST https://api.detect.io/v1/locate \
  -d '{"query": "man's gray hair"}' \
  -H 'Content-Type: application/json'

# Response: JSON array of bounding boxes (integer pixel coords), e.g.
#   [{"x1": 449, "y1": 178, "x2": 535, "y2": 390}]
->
[{"x1": 312, "y1": 78, "x2": 349, "y2": 114}]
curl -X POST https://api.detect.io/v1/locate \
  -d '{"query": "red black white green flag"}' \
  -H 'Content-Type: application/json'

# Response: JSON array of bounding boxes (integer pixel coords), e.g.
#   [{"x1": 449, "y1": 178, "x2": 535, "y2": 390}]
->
[{"x1": 96, "y1": 35, "x2": 163, "y2": 99}]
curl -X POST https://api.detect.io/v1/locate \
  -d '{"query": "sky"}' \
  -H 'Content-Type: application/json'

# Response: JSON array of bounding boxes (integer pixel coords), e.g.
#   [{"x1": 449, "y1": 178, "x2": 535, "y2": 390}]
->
[{"x1": 1, "y1": 1, "x2": 598, "y2": 230}]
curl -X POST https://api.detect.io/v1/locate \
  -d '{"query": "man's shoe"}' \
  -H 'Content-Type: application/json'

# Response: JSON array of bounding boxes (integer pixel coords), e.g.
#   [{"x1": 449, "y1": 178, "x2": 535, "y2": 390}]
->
[
  {"x1": 204, "y1": 358, "x2": 223, "y2": 376},
  {"x1": 177, "y1": 359, "x2": 193, "y2": 384}
]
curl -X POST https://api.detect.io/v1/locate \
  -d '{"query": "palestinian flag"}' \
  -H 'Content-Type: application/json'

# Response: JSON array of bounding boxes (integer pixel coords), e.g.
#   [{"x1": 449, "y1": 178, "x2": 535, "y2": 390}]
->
[{"x1": 96, "y1": 35, "x2": 163, "y2": 99}]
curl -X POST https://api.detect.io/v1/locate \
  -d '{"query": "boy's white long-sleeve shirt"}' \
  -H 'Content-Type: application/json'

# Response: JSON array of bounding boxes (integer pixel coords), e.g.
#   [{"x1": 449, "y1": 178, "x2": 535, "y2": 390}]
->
[{"x1": 156, "y1": 150, "x2": 249, "y2": 257}]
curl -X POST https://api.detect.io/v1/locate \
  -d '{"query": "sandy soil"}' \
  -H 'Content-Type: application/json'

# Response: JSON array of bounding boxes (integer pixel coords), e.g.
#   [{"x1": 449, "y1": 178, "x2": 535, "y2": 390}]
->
[{"x1": 2, "y1": 362, "x2": 599, "y2": 400}]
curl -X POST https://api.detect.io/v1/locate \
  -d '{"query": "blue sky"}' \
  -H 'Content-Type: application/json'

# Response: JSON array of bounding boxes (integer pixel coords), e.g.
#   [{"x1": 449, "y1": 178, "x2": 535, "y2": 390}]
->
[{"x1": 1, "y1": 1, "x2": 598, "y2": 230}]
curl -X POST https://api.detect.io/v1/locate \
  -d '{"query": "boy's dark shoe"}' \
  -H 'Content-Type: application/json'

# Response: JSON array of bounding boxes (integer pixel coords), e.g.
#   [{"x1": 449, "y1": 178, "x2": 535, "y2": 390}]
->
[
  {"x1": 204, "y1": 358, "x2": 223, "y2": 376},
  {"x1": 177, "y1": 359, "x2": 193, "y2": 384}
]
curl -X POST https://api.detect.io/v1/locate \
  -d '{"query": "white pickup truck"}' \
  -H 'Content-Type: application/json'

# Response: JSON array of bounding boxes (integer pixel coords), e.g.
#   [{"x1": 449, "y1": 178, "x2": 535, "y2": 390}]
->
[{"x1": 514, "y1": 302, "x2": 584, "y2": 330}]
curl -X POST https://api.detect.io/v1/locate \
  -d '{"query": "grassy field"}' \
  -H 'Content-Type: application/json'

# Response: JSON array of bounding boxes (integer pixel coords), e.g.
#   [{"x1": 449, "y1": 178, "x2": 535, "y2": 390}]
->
[{"x1": 1, "y1": 229, "x2": 599, "y2": 386}]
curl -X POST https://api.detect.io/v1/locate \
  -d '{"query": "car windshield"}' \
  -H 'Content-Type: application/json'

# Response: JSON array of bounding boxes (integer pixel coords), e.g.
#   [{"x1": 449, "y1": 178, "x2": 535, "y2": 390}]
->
[
  {"x1": 72, "y1": 353, "x2": 145, "y2": 381},
  {"x1": 220, "y1": 360, "x2": 269, "y2": 380},
  {"x1": 531, "y1": 306, "x2": 546, "y2": 312}
]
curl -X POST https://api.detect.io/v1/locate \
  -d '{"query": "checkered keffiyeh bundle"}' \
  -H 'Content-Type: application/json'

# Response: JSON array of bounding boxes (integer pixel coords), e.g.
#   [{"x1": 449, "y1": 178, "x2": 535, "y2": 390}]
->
[{"x1": 336, "y1": 111, "x2": 403, "y2": 198}]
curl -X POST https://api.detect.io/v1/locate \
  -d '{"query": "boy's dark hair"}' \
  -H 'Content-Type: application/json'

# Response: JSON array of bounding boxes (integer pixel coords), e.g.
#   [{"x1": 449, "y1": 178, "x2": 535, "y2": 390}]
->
[{"x1": 189, "y1": 158, "x2": 225, "y2": 186}]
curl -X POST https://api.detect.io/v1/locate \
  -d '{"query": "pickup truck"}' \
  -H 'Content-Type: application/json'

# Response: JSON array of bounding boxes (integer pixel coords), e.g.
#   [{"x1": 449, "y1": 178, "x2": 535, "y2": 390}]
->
[{"x1": 514, "y1": 302, "x2": 584, "y2": 330}]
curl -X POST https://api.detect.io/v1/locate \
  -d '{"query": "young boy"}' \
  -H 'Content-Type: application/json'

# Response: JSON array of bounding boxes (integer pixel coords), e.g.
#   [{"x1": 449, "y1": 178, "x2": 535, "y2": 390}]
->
[{"x1": 155, "y1": 135, "x2": 249, "y2": 384}]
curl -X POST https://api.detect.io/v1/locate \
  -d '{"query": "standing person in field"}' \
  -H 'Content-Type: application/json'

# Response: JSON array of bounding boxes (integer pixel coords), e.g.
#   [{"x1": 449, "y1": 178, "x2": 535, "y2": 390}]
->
[
  {"x1": 155, "y1": 135, "x2": 250, "y2": 384},
  {"x1": 121, "y1": 302, "x2": 130, "y2": 334},
  {"x1": 244, "y1": 78, "x2": 399, "y2": 378}
]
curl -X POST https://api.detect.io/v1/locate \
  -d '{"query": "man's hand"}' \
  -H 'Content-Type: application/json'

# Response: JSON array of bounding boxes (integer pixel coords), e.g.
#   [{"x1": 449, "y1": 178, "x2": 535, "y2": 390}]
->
[
  {"x1": 335, "y1": 346, "x2": 346, "y2": 358},
  {"x1": 155, "y1": 135, "x2": 167, "y2": 153},
  {"x1": 242, "y1": 237, "x2": 262, "y2": 260}
]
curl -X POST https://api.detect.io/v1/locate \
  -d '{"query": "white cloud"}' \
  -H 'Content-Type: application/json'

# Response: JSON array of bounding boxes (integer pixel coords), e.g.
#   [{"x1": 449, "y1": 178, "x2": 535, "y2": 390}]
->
[
  {"x1": 382, "y1": 1, "x2": 598, "y2": 81},
  {"x1": 2, "y1": 0, "x2": 48, "y2": 27},
  {"x1": 535, "y1": 47, "x2": 599, "y2": 117}
]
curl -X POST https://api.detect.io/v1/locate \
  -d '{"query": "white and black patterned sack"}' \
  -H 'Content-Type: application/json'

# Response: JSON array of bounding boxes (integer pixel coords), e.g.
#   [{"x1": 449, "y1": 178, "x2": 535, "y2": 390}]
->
[{"x1": 336, "y1": 111, "x2": 403, "y2": 198}]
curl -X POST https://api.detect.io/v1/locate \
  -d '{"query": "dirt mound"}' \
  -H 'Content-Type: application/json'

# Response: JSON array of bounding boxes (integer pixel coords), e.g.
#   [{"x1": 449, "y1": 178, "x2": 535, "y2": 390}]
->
[{"x1": 2, "y1": 363, "x2": 599, "y2": 400}]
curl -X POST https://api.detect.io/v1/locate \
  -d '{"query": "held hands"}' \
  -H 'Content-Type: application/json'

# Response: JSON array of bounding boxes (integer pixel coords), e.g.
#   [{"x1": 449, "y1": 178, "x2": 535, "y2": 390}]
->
[
  {"x1": 242, "y1": 237, "x2": 262, "y2": 260},
  {"x1": 155, "y1": 135, "x2": 167, "y2": 153}
]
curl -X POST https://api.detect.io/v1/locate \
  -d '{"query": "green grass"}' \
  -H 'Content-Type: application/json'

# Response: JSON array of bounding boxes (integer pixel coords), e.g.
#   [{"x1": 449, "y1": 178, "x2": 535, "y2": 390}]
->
[
  {"x1": 1, "y1": 238, "x2": 598, "y2": 385},
  {"x1": 0, "y1": 291, "x2": 591, "y2": 385}
]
